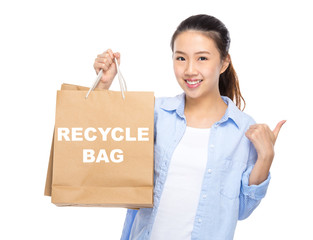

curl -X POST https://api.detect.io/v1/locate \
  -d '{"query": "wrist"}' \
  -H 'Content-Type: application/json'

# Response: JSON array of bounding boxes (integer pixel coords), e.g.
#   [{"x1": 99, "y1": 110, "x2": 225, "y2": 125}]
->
[
  {"x1": 249, "y1": 159, "x2": 271, "y2": 186},
  {"x1": 96, "y1": 81, "x2": 110, "y2": 90},
  {"x1": 258, "y1": 151, "x2": 274, "y2": 163}
]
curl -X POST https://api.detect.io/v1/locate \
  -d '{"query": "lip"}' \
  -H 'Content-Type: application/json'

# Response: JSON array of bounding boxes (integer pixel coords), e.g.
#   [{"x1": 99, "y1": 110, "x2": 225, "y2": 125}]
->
[
  {"x1": 184, "y1": 79, "x2": 203, "y2": 88},
  {"x1": 185, "y1": 79, "x2": 200, "y2": 81}
]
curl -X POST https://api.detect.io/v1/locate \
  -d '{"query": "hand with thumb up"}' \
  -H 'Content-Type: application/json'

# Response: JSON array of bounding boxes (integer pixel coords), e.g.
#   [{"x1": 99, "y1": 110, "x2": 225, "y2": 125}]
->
[{"x1": 245, "y1": 120, "x2": 286, "y2": 185}]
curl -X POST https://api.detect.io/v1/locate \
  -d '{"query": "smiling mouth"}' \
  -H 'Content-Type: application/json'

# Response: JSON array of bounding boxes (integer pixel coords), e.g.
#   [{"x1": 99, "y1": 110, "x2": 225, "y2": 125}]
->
[{"x1": 184, "y1": 79, "x2": 203, "y2": 85}]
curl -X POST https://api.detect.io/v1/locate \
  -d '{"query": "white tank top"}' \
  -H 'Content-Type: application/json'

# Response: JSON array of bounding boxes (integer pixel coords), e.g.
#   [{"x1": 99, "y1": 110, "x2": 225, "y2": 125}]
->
[{"x1": 150, "y1": 126, "x2": 211, "y2": 240}]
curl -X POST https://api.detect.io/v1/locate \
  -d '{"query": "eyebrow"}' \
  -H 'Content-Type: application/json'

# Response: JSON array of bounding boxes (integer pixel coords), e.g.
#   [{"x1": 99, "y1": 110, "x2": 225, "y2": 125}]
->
[{"x1": 174, "y1": 50, "x2": 211, "y2": 55}]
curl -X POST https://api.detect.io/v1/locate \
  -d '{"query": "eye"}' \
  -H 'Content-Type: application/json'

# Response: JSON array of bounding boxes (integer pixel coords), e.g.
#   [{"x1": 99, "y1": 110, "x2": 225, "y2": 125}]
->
[
  {"x1": 176, "y1": 56, "x2": 185, "y2": 61},
  {"x1": 199, "y1": 56, "x2": 208, "y2": 61}
]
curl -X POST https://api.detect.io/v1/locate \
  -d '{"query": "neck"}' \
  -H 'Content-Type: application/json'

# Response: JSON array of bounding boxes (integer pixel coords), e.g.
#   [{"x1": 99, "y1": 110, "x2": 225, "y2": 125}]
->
[
  {"x1": 184, "y1": 92, "x2": 228, "y2": 128},
  {"x1": 185, "y1": 92, "x2": 226, "y2": 116}
]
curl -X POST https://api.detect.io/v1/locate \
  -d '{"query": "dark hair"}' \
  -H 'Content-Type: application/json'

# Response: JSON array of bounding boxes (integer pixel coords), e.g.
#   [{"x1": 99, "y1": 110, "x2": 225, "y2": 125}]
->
[{"x1": 170, "y1": 14, "x2": 246, "y2": 111}]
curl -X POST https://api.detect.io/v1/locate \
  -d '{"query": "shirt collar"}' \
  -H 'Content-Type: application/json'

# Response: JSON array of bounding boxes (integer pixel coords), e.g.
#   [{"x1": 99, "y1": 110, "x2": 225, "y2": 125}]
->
[{"x1": 160, "y1": 93, "x2": 242, "y2": 129}]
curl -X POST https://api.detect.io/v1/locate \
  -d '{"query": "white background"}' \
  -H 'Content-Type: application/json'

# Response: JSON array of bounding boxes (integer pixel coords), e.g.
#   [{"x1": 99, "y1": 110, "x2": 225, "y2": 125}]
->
[{"x1": 0, "y1": 0, "x2": 312, "y2": 239}]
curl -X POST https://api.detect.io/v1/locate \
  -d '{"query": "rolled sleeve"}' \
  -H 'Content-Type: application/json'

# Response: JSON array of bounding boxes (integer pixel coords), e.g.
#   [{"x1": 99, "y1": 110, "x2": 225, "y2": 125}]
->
[
  {"x1": 238, "y1": 165, "x2": 271, "y2": 220},
  {"x1": 241, "y1": 165, "x2": 271, "y2": 200}
]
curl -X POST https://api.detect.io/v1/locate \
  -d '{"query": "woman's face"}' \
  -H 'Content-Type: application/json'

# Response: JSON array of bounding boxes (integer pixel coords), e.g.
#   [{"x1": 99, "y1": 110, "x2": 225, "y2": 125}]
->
[{"x1": 173, "y1": 30, "x2": 229, "y2": 100}]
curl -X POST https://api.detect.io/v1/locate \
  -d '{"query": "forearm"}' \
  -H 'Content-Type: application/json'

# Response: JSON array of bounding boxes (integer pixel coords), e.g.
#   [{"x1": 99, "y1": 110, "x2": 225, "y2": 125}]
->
[
  {"x1": 248, "y1": 156, "x2": 273, "y2": 186},
  {"x1": 95, "y1": 81, "x2": 111, "y2": 90}
]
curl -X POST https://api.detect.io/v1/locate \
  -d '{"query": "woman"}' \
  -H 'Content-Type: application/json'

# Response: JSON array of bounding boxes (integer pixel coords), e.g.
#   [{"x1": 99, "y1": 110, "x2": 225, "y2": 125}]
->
[{"x1": 94, "y1": 14, "x2": 285, "y2": 240}]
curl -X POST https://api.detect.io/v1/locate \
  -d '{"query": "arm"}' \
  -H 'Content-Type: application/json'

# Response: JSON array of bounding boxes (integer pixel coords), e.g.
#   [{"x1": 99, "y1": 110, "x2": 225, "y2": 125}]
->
[
  {"x1": 238, "y1": 120, "x2": 286, "y2": 220},
  {"x1": 248, "y1": 155, "x2": 272, "y2": 186},
  {"x1": 238, "y1": 141, "x2": 271, "y2": 220}
]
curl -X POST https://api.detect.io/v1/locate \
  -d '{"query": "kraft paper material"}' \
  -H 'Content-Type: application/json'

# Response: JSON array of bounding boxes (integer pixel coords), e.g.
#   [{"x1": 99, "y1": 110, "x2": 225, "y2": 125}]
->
[{"x1": 44, "y1": 83, "x2": 154, "y2": 209}]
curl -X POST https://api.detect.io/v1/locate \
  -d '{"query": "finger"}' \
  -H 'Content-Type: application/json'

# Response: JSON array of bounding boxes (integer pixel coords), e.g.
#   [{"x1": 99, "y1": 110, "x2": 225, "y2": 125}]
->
[
  {"x1": 102, "y1": 49, "x2": 114, "y2": 62},
  {"x1": 272, "y1": 120, "x2": 287, "y2": 139},
  {"x1": 114, "y1": 52, "x2": 121, "y2": 65},
  {"x1": 94, "y1": 62, "x2": 109, "y2": 72},
  {"x1": 102, "y1": 49, "x2": 110, "y2": 55},
  {"x1": 104, "y1": 51, "x2": 113, "y2": 64},
  {"x1": 96, "y1": 53, "x2": 113, "y2": 62},
  {"x1": 98, "y1": 52, "x2": 113, "y2": 66},
  {"x1": 114, "y1": 52, "x2": 120, "y2": 59},
  {"x1": 248, "y1": 124, "x2": 258, "y2": 129},
  {"x1": 99, "y1": 49, "x2": 113, "y2": 59},
  {"x1": 245, "y1": 129, "x2": 250, "y2": 139},
  {"x1": 98, "y1": 51, "x2": 107, "y2": 58},
  {"x1": 96, "y1": 54, "x2": 111, "y2": 65},
  {"x1": 94, "y1": 51, "x2": 112, "y2": 73},
  {"x1": 95, "y1": 57, "x2": 107, "y2": 64},
  {"x1": 96, "y1": 57, "x2": 112, "y2": 69},
  {"x1": 107, "y1": 49, "x2": 114, "y2": 60},
  {"x1": 245, "y1": 128, "x2": 254, "y2": 141},
  {"x1": 94, "y1": 60, "x2": 101, "y2": 74}
]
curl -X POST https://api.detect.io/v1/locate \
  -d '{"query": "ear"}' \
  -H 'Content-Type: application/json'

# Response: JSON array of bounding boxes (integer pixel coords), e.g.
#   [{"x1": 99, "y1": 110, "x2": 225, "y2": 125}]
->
[{"x1": 220, "y1": 54, "x2": 231, "y2": 74}]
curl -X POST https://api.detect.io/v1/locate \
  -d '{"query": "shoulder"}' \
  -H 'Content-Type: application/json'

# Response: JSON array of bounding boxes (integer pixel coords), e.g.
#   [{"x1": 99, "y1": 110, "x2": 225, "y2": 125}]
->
[
  {"x1": 241, "y1": 110, "x2": 256, "y2": 124},
  {"x1": 155, "y1": 93, "x2": 184, "y2": 112},
  {"x1": 239, "y1": 110, "x2": 257, "y2": 131},
  {"x1": 221, "y1": 95, "x2": 256, "y2": 130}
]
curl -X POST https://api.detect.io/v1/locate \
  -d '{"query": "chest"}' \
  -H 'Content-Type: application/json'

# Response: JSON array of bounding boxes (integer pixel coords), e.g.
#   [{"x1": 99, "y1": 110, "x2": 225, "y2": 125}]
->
[{"x1": 153, "y1": 110, "x2": 250, "y2": 199}]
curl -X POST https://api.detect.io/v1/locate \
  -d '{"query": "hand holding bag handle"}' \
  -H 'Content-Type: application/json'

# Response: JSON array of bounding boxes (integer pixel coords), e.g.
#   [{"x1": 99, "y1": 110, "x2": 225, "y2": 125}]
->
[{"x1": 85, "y1": 57, "x2": 127, "y2": 99}]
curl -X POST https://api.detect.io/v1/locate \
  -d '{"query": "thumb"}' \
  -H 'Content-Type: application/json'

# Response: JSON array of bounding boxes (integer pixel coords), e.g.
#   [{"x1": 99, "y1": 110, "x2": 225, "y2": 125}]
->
[{"x1": 273, "y1": 120, "x2": 287, "y2": 141}]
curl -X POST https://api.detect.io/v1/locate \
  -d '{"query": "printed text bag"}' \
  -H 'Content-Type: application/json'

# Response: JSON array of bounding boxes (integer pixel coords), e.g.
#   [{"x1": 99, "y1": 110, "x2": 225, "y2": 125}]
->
[{"x1": 44, "y1": 82, "x2": 154, "y2": 208}]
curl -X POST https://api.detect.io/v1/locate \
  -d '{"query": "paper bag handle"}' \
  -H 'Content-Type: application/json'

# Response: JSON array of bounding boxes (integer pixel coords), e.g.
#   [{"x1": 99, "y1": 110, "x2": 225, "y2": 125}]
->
[{"x1": 85, "y1": 57, "x2": 127, "y2": 99}]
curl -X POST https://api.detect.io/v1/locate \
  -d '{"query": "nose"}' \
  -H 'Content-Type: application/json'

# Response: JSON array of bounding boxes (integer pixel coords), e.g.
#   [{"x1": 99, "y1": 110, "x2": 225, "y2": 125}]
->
[{"x1": 184, "y1": 60, "x2": 198, "y2": 76}]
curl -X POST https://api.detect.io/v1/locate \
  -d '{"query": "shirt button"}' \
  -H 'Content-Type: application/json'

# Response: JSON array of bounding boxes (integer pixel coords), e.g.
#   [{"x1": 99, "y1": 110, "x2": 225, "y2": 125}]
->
[
  {"x1": 207, "y1": 168, "x2": 212, "y2": 173},
  {"x1": 210, "y1": 144, "x2": 215, "y2": 148},
  {"x1": 198, "y1": 218, "x2": 202, "y2": 223},
  {"x1": 203, "y1": 194, "x2": 207, "y2": 199}
]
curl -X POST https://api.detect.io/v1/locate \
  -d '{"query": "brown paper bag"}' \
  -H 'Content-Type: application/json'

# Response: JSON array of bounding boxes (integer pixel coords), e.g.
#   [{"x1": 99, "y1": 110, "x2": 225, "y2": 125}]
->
[{"x1": 45, "y1": 83, "x2": 154, "y2": 209}]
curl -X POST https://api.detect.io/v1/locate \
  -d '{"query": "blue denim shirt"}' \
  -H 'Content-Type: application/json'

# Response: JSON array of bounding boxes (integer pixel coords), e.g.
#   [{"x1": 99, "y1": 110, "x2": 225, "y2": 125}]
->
[{"x1": 120, "y1": 93, "x2": 271, "y2": 240}]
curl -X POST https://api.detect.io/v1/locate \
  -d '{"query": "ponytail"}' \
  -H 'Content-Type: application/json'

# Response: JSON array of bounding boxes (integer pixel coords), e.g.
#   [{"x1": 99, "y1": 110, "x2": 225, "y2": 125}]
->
[{"x1": 219, "y1": 58, "x2": 246, "y2": 111}]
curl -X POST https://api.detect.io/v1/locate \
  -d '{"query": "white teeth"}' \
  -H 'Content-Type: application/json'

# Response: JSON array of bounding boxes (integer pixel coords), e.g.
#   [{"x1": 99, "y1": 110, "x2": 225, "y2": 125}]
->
[{"x1": 186, "y1": 80, "x2": 201, "y2": 85}]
